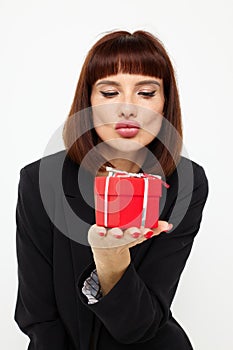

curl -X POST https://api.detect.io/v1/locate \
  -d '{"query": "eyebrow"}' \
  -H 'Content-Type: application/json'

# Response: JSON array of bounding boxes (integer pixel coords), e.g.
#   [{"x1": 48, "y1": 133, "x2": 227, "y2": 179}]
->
[
  {"x1": 135, "y1": 80, "x2": 161, "y2": 87},
  {"x1": 95, "y1": 79, "x2": 161, "y2": 87}
]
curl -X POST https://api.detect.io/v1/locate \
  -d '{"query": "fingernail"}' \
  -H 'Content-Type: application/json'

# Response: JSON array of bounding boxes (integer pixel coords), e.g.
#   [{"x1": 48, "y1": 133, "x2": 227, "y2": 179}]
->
[
  {"x1": 131, "y1": 232, "x2": 141, "y2": 238},
  {"x1": 114, "y1": 234, "x2": 123, "y2": 239},
  {"x1": 144, "y1": 230, "x2": 154, "y2": 239},
  {"x1": 99, "y1": 232, "x2": 105, "y2": 236}
]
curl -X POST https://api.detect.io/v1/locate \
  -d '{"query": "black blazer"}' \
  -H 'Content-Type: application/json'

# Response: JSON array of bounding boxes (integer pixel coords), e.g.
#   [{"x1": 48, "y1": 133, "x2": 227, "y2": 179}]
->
[{"x1": 14, "y1": 150, "x2": 209, "y2": 350}]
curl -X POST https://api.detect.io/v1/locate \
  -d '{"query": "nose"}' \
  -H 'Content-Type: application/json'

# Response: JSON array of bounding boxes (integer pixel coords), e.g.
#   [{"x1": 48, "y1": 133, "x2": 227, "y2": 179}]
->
[{"x1": 118, "y1": 103, "x2": 137, "y2": 119}]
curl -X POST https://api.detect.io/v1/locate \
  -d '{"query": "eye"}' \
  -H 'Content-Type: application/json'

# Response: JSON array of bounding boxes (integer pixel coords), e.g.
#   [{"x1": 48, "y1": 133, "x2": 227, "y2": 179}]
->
[
  {"x1": 100, "y1": 91, "x2": 119, "y2": 98},
  {"x1": 138, "y1": 90, "x2": 156, "y2": 97}
]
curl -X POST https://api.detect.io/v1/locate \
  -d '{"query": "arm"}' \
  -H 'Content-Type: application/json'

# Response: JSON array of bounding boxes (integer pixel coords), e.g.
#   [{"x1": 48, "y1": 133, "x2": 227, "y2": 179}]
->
[
  {"x1": 14, "y1": 167, "x2": 71, "y2": 349},
  {"x1": 82, "y1": 224, "x2": 168, "y2": 301},
  {"x1": 76, "y1": 163, "x2": 209, "y2": 344},
  {"x1": 92, "y1": 248, "x2": 131, "y2": 296}
]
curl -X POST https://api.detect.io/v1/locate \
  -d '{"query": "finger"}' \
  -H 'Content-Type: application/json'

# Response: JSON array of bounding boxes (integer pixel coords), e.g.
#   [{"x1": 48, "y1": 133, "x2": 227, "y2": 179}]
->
[
  {"x1": 141, "y1": 228, "x2": 155, "y2": 239},
  {"x1": 108, "y1": 227, "x2": 124, "y2": 239},
  {"x1": 88, "y1": 224, "x2": 107, "y2": 237},
  {"x1": 124, "y1": 227, "x2": 142, "y2": 239},
  {"x1": 163, "y1": 223, "x2": 173, "y2": 233},
  {"x1": 141, "y1": 222, "x2": 173, "y2": 239},
  {"x1": 158, "y1": 221, "x2": 173, "y2": 233},
  {"x1": 152, "y1": 221, "x2": 171, "y2": 234},
  {"x1": 96, "y1": 225, "x2": 107, "y2": 237}
]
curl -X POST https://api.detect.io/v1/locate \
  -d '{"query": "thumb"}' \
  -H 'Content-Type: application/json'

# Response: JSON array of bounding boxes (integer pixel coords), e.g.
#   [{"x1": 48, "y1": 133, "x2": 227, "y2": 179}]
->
[
  {"x1": 141, "y1": 221, "x2": 173, "y2": 239},
  {"x1": 157, "y1": 220, "x2": 173, "y2": 232}
]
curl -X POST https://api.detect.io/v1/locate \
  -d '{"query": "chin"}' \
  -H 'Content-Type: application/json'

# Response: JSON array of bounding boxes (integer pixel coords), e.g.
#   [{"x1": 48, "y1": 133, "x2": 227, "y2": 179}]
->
[{"x1": 104, "y1": 138, "x2": 146, "y2": 154}]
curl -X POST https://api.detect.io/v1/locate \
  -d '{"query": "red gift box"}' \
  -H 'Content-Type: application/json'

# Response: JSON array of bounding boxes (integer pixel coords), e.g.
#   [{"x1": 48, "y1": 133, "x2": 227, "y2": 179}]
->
[{"x1": 94, "y1": 168, "x2": 169, "y2": 229}]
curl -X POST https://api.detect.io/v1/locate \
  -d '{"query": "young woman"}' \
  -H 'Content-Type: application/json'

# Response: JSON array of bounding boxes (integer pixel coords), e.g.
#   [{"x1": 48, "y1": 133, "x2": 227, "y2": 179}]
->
[{"x1": 15, "y1": 30, "x2": 209, "y2": 349}]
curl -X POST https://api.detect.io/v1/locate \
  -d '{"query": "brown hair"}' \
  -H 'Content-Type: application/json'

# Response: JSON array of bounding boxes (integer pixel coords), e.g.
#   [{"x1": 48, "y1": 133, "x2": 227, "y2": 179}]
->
[{"x1": 62, "y1": 30, "x2": 182, "y2": 177}]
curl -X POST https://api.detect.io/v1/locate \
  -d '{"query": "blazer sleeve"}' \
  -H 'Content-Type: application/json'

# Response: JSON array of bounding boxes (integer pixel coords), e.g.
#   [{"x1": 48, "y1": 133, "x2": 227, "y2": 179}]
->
[
  {"x1": 76, "y1": 164, "x2": 209, "y2": 345},
  {"x1": 14, "y1": 167, "x2": 71, "y2": 349}
]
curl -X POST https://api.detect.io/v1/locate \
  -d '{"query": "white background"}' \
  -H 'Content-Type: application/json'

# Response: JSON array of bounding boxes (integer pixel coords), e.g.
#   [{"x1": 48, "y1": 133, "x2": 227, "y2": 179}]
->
[{"x1": 1, "y1": 0, "x2": 233, "y2": 349}]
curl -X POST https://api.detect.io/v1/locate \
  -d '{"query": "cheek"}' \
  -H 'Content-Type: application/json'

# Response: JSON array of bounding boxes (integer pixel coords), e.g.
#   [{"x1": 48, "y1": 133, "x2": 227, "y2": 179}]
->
[
  {"x1": 151, "y1": 101, "x2": 164, "y2": 115},
  {"x1": 93, "y1": 123, "x2": 114, "y2": 142},
  {"x1": 92, "y1": 109, "x2": 107, "y2": 128},
  {"x1": 92, "y1": 104, "x2": 117, "y2": 126},
  {"x1": 152, "y1": 115, "x2": 163, "y2": 135},
  {"x1": 142, "y1": 115, "x2": 163, "y2": 142},
  {"x1": 147, "y1": 94, "x2": 165, "y2": 114},
  {"x1": 141, "y1": 109, "x2": 163, "y2": 129},
  {"x1": 93, "y1": 125, "x2": 103, "y2": 138}
]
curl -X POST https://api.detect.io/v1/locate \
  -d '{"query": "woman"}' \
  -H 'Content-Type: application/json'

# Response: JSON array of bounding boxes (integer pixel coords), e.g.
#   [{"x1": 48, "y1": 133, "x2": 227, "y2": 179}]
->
[{"x1": 14, "y1": 30, "x2": 209, "y2": 349}]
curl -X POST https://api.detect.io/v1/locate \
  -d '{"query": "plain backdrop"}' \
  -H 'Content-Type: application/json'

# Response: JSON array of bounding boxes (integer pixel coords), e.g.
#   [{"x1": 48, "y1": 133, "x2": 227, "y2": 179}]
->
[{"x1": 1, "y1": 0, "x2": 233, "y2": 349}]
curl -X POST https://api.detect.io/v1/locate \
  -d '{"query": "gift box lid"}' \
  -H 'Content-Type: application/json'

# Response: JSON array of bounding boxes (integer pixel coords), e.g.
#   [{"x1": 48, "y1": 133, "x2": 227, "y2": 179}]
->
[{"x1": 95, "y1": 175, "x2": 168, "y2": 197}]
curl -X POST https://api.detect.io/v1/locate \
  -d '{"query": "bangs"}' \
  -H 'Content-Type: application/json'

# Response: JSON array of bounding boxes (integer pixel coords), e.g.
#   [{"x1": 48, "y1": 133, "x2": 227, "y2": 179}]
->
[{"x1": 86, "y1": 34, "x2": 169, "y2": 86}]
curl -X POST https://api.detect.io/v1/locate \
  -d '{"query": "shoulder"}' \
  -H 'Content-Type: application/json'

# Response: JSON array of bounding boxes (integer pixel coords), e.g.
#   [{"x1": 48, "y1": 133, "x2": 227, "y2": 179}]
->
[
  {"x1": 164, "y1": 156, "x2": 209, "y2": 220},
  {"x1": 178, "y1": 155, "x2": 207, "y2": 178},
  {"x1": 20, "y1": 150, "x2": 67, "y2": 179},
  {"x1": 18, "y1": 149, "x2": 78, "y2": 191},
  {"x1": 159, "y1": 156, "x2": 209, "y2": 237},
  {"x1": 169, "y1": 155, "x2": 208, "y2": 189},
  {"x1": 17, "y1": 150, "x2": 71, "y2": 211},
  {"x1": 18, "y1": 150, "x2": 84, "y2": 205}
]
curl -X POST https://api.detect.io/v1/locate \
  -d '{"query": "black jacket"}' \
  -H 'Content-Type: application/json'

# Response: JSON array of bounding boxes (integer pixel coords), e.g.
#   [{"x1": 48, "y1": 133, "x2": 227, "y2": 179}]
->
[{"x1": 14, "y1": 150, "x2": 209, "y2": 349}]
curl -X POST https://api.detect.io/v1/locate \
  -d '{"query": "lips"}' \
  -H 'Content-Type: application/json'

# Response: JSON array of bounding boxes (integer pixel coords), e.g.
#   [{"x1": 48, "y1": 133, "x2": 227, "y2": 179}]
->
[{"x1": 115, "y1": 121, "x2": 140, "y2": 138}]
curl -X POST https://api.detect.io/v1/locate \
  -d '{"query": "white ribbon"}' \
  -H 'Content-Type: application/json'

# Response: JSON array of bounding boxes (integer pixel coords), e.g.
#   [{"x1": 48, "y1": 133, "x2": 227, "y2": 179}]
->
[
  {"x1": 106, "y1": 166, "x2": 161, "y2": 179},
  {"x1": 141, "y1": 177, "x2": 149, "y2": 227},
  {"x1": 104, "y1": 175, "x2": 112, "y2": 227}
]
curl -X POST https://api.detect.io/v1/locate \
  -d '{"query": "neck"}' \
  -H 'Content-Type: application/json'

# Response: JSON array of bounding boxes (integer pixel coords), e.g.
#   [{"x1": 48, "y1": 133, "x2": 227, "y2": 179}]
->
[
  {"x1": 97, "y1": 148, "x2": 147, "y2": 176},
  {"x1": 108, "y1": 159, "x2": 141, "y2": 173}
]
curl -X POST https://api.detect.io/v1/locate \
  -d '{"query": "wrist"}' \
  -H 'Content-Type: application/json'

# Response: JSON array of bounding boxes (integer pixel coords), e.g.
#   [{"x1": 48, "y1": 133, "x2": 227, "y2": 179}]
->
[
  {"x1": 92, "y1": 247, "x2": 131, "y2": 270},
  {"x1": 95, "y1": 258, "x2": 130, "y2": 296},
  {"x1": 92, "y1": 248, "x2": 131, "y2": 296}
]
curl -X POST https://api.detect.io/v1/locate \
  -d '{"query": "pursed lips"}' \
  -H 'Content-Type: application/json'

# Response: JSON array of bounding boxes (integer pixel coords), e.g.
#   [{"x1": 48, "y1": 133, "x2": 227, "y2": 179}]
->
[
  {"x1": 115, "y1": 121, "x2": 141, "y2": 129},
  {"x1": 115, "y1": 121, "x2": 141, "y2": 138}
]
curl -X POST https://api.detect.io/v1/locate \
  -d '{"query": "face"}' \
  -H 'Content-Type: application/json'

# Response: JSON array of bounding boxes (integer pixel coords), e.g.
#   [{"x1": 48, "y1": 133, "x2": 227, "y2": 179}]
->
[{"x1": 90, "y1": 73, "x2": 165, "y2": 154}]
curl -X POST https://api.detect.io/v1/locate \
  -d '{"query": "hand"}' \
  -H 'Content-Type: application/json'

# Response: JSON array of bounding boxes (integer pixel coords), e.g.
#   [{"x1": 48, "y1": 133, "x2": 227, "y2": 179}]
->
[
  {"x1": 88, "y1": 221, "x2": 173, "y2": 251},
  {"x1": 88, "y1": 221, "x2": 173, "y2": 296}
]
